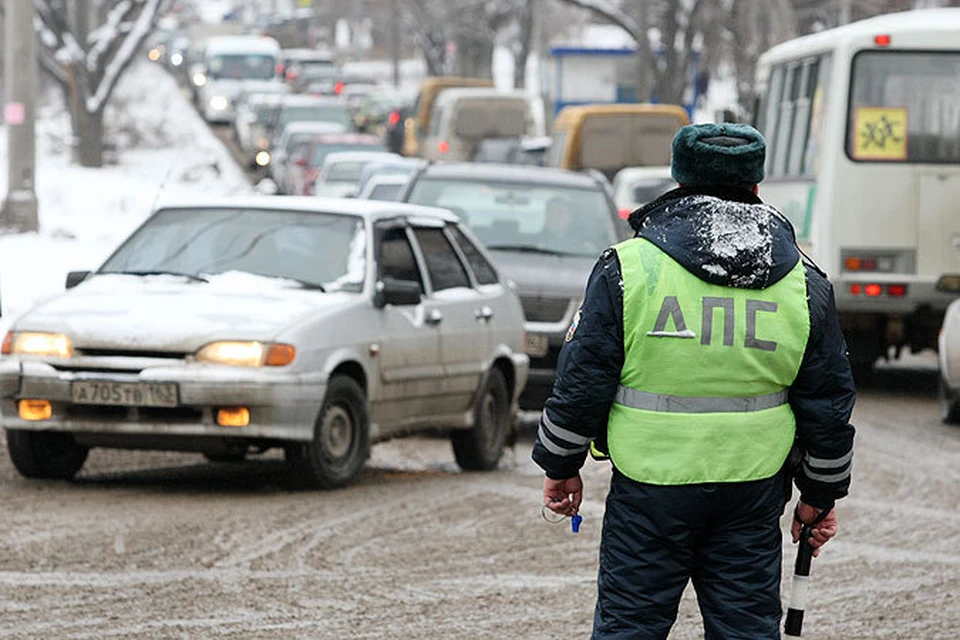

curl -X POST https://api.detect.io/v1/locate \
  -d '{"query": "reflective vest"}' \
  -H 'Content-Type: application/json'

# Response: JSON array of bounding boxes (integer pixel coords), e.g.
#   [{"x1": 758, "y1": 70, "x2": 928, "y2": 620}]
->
[{"x1": 607, "y1": 238, "x2": 810, "y2": 485}]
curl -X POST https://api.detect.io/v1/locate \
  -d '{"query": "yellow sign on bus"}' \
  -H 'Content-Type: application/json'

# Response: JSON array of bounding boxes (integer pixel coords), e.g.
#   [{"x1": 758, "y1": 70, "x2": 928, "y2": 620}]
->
[{"x1": 853, "y1": 106, "x2": 908, "y2": 161}]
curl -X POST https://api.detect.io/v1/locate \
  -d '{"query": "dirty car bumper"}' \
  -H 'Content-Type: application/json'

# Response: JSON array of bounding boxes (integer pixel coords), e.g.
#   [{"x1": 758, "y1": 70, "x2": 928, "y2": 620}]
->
[{"x1": 0, "y1": 360, "x2": 323, "y2": 442}]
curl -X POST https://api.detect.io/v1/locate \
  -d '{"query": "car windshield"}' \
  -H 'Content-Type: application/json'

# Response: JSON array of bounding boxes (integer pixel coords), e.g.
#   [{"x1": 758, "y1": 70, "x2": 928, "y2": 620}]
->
[
  {"x1": 326, "y1": 161, "x2": 368, "y2": 183},
  {"x1": 209, "y1": 54, "x2": 276, "y2": 81},
  {"x1": 276, "y1": 105, "x2": 352, "y2": 130},
  {"x1": 406, "y1": 178, "x2": 617, "y2": 257},
  {"x1": 311, "y1": 143, "x2": 385, "y2": 166},
  {"x1": 100, "y1": 208, "x2": 366, "y2": 292},
  {"x1": 369, "y1": 183, "x2": 402, "y2": 201}
]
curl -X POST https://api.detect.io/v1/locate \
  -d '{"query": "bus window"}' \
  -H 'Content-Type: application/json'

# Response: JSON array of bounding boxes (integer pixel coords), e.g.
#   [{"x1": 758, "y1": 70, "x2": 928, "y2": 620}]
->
[
  {"x1": 758, "y1": 66, "x2": 785, "y2": 148},
  {"x1": 772, "y1": 64, "x2": 801, "y2": 176},
  {"x1": 848, "y1": 51, "x2": 960, "y2": 163},
  {"x1": 787, "y1": 59, "x2": 818, "y2": 175},
  {"x1": 803, "y1": 55, "x2": 832, "y2": 175}
]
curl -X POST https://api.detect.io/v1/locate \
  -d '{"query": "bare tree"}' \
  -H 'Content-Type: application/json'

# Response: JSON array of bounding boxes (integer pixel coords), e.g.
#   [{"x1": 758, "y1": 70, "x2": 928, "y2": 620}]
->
[
  {"x1": 402, "y1": 0, "x2": 535, "y2": 85},
  {"x1": 553, "y1": 0, "x2": 706, "y2": 106},
  {"x1": 32, "y1": 0, "x2": 168, "y2": 168}
]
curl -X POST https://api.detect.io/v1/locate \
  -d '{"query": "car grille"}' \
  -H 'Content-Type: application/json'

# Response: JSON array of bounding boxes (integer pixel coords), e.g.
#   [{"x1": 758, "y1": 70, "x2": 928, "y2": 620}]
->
[
  {"x1": 65, "y1": 405, "x2": 204, "y2": 424},
  {"x1": 76, "y1": 348, "x2": 189, "y2": 359},
  {"x1": 520, "y1": 296, "x2": 572, "y2": 323}
]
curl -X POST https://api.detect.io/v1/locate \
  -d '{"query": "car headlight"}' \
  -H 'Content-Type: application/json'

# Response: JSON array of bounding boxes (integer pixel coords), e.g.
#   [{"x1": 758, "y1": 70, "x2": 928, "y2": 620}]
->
[
  {"x1": 170, "y1": 53, "x2": 184, "y2": 67},
  {"x1": 195, "y1": 341, "x2": 295, "y2": 367},
  {"x1": 2, "y1": 332, "x2": 74, "y2": 358},
  {"x1": 255, "y1": 150, "x2": 271, "y2": 167},
  {"x1": 192, "y1": 72, "x2": 208, "y2": 87},
  {"x1": 209, "y1": 95, "x2": 229, "y2": 111}
]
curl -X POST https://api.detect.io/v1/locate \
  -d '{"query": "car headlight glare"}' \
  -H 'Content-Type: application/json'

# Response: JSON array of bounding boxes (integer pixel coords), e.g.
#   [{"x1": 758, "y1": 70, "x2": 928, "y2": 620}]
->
[
  {"x1": 196, "y1": 341, "x2": 295, "y2": 367},
  {"x1": 255, "y1": 150, "x2": 271, "y2": 167},
  {"x1": 209, "y1": 95, "x2": 229, "y2": 111},
  {"x1": 2, "y1": 332, "x2": 74, "y2": 358},
  {"x1": 193, "y1": 72, "x2": 208, "y2": 87}
]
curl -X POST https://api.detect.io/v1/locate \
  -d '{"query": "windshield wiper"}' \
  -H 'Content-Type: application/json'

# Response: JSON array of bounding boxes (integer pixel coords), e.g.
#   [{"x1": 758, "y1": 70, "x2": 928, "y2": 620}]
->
[
  {"x1": 289, "y1": 279, "x2": 326, "y2": 292},
  {"x1": 103, "y1": 270, "x2": 209, "y2": 283},
  {"x1": 485, "y1": 244, "x2": 570, "y2": 256}
]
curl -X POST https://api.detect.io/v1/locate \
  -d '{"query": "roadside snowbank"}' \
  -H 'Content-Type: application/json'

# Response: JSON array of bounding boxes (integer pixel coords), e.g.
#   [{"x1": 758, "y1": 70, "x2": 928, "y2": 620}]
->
[{"x1": 0, "y1": 60, "x2": 248, "y2": 334}]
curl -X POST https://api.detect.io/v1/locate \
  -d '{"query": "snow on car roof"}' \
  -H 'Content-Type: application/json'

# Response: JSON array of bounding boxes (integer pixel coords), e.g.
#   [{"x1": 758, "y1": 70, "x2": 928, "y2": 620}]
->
[
  {"x1": 280, "y1": 94, "x2": 344, "y2": 107},
  {"x1": 281, "y1": 121, "x2": 348, "y2": 136},
  {"x1": 205, "y1": 36, "x2": 281, "y2": 56},
  {"x1": 321, "y1": 151, "x2": 400, "y2": 167},
  {"x1": 153, "y1": 196, "x2": 458, "y2": 223}
]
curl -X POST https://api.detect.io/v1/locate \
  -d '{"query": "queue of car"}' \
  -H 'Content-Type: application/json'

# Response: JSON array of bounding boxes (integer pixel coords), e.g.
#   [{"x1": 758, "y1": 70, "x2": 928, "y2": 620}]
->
[{"x1": 0, "y1": 37, "x2": 718, "y2": 486}]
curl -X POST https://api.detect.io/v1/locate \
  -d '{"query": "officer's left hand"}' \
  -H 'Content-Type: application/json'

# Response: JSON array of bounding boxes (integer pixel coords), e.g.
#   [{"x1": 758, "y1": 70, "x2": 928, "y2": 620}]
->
[{"x1": 543, "y1": 474, "x2": 583, "y2": 517}]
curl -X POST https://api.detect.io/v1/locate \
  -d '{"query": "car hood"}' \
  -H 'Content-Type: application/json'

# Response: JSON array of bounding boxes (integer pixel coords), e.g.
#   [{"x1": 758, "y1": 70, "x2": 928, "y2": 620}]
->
[
  {"x1": 488, "y1": 250, "x2": 595, "y2": 299},
  {"x1": 14, "y1": 273, "x2": 359, "y2": 352}
]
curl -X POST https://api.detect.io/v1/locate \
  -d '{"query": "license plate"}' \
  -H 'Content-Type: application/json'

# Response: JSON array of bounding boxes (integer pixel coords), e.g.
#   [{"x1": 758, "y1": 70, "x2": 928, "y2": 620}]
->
[
  {"x1": 524, "y1": 333, "x2": 550, "y2": 358},
  {"x1": 71, "y1": 381, "x2": 179, "y2": 408}
]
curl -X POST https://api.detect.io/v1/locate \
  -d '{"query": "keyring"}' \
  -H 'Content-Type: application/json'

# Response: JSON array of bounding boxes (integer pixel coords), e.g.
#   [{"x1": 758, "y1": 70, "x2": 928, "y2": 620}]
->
[{"x1": 541, "y1": 503, "x2": 567, "y2": 524}]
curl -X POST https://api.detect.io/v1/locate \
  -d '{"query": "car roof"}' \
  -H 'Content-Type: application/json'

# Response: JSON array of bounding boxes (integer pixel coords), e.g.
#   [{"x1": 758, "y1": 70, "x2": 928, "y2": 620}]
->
[
  {"x1": 367, "y1": 173, "x2": 410, "y2": 186},
  {"x1": 415, "y1": 163, "x2": 603, "y2": 189},
  {"x1": 154, "y1": 196, "x2": 459, "y2": 223},
  {"x1": 282, "y1": 48, "x2": 335, "y2": 62},
  {"x1": 614, "y1": 166, "x2": 674, "y2": 182},
  {"x1": 205, "y1": 36, "x2": 281, "y2": 56},
  {"x1": 434, "y1": 88, "x2": 533, "y2": 107},
  {"x1": 281, "y1": 121, "x2": 347, "y2": 135},
  {"x1": 309, "y1": 133, "x2": 384, "y2": 145},
  {"x1": 280, "y1": 95, "x2": 344, "y2": 107},
  {"x1": 322, "y1": 151, "x2": 401, "y2": 165}
]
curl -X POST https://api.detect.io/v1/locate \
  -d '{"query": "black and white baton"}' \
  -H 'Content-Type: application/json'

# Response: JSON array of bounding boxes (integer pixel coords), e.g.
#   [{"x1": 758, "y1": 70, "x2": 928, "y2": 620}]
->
[
  {"x1": 784, "y1": 522, "x2": 815, "y2": 637},
  {"x1": 785, "y1": 509, "x2": 829, "y2": 637}
]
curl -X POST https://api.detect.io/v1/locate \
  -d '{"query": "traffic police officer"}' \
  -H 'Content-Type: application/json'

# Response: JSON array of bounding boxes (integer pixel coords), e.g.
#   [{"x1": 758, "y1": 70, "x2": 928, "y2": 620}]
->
[{"x1": 534, "y1": 123, "x2": 856, "y2": 639}]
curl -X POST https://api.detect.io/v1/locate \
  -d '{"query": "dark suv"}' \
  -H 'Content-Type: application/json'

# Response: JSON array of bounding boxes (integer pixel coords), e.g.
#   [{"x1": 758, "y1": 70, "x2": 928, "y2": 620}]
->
[{"x1": 402, "y1": 163, "x2": 630, "y2": 409}]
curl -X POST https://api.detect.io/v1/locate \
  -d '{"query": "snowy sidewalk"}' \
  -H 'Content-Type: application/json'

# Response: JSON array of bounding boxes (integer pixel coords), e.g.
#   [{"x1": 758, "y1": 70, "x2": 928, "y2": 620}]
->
[{"x1": 0, "y1": 60, "x2": 248, "y2": 333}]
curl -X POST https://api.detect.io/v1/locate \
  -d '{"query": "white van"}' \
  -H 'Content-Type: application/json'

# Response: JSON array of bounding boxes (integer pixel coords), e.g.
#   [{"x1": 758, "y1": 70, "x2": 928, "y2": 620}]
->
[
  {"x1": 754, "y1": 9, "x2": 960, "y2": 377},
  {"x1": 420, "y1": 89, "x2": 545, "y2": 162},
  {"x1": 199, "y1": 36, "x2": 283, "y2": 124}
]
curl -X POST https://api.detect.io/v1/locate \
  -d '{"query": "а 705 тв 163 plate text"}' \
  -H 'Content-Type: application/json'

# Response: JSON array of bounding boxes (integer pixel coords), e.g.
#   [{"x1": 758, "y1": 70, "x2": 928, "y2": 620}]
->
[{"x1": 70, "y1": 381, "x2": 179, "y2": 408}]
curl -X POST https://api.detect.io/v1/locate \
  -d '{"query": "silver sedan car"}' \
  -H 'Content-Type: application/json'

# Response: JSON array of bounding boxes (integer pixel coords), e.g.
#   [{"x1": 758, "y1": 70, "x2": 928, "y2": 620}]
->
[{"x1": 0, "y1": 198, "x2": 528, "y2": 489}]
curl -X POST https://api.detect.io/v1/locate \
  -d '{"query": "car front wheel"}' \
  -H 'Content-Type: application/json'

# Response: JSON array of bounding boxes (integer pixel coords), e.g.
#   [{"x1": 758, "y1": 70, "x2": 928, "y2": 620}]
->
[
  {"x1": 939, "y1": 377, "x2": 960, "y2": 425},
  {"x1": 285, "y1": 376, "x2": 370, "y2": 489},
  {"x1": 452, "y1": 368, "x2": 511, "y2": 471},
  {"x1": 6, "y1": 430, "x2": 89, "y2": 479}
]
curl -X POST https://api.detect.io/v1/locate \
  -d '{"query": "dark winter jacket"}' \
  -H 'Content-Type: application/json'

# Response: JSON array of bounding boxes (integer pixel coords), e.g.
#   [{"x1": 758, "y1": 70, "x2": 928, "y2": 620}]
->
[{"x1": 532, "y1": 186, "x2": 856, "y2": 509}]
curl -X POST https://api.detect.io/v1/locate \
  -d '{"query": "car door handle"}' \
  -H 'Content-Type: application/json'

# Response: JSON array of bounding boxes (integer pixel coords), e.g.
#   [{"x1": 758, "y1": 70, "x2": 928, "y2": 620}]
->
[
  {"x1": 475, "y1": 306, "x2": 494, "y2": 322},
  {"x1": 425, "y1": 309, "x2": 444, "y2": 326}
]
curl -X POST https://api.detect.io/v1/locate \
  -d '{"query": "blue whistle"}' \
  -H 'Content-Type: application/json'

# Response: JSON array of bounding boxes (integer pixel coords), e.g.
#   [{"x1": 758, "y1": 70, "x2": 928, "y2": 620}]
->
[{"x1": 571, "y1": 514, "x2": 583, "y2": 533}]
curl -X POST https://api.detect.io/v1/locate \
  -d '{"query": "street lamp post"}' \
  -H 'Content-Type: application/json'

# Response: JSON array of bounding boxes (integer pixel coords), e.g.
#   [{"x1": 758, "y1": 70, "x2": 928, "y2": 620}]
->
[{"x1": 2, "y1": 0, "x2": 39, "y2": 232}]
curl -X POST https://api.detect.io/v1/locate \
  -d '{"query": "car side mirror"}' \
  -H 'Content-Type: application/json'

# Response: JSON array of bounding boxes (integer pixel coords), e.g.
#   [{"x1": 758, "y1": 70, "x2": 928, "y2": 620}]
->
[
  {"x1": 374, "y1": 278, "x2": 422, "y2": 308},
  {"x1": 66, "y1": 270, "x2": 92, "y2": 290}
]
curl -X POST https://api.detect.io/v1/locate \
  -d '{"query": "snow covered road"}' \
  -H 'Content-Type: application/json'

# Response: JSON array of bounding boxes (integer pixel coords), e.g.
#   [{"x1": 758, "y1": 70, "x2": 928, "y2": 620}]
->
[{"x1": 0, "y1": 359, "x2": 956, "y2": 639}]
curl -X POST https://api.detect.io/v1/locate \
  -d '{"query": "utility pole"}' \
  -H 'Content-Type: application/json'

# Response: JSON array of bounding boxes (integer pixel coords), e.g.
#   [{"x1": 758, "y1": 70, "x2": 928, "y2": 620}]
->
[
  {"x1": 635, "y1": 0, "x2": 651, "y2": 103},
  {"x1": 839, "y1": 0, "x2": 852, "y2": 25},
  {"x1": 390, "y1": 0, "x2": 400, "y2": 88},
  {"x1": 2, "y1": 0, "x2": 39, "y2": 232}
]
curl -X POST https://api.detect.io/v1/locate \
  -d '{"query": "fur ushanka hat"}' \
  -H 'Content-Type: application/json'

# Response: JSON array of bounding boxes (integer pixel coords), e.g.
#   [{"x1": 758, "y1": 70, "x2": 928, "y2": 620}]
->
[{"x1": 670, "y1": 123, "x2": 766, "y2": 188}]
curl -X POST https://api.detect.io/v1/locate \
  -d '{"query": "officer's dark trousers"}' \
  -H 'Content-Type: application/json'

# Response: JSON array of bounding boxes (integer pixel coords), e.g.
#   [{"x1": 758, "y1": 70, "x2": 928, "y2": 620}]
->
[{"x1": 592, "y1": 468, "x2": 787, "y2": 640}]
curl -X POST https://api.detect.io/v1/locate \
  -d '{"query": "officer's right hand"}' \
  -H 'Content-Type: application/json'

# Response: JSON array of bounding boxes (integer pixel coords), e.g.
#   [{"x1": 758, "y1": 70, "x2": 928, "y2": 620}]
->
[
  {"x1": 543, "y1": 474, "x2": 583, "y2": 517},
  {"x1": 791, "y1": 501, "x2": 838, "y2": 558}
]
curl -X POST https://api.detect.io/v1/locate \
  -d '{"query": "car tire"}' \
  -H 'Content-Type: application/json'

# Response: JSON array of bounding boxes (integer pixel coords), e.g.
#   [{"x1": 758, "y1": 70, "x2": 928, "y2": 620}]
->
[
  {"x1": 285, "y1": 376, "x2": 369, "y2": 489},
  {"x1": 6, "y1": 430, "x2": 89, "y2": 480},
  {"x1": 939, "y1": 377, "x2": 960, "y2": 425},
  {"x1": 451, "y1": 368, "x2": 511, "y2": 472}
]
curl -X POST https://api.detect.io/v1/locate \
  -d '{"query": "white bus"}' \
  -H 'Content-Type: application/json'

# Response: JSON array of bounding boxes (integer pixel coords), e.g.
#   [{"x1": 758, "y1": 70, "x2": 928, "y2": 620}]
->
[{"x1": 754, "y1": 8, "x2": 960, "y2": 377}]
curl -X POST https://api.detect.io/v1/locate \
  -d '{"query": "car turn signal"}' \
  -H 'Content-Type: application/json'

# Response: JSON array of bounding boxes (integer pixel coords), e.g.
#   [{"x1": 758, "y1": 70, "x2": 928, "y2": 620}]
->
[
  {"x1": 217, "y1": 407, "x2": 250, "y2": 427},
  {"x1": 196, "y1": 341, "x2": 296, "y2": 367},
  {"x1": 19, "y1": 400, "x2": 52, "y2": 421}
]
